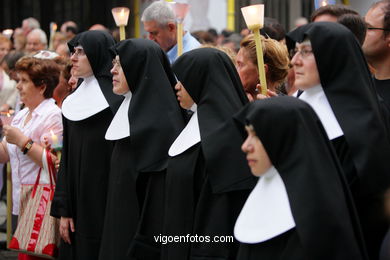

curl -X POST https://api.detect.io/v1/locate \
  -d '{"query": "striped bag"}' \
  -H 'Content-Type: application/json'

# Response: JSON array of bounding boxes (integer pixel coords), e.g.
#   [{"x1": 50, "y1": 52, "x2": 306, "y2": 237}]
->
[{"x1": 9, "y1": 148, "x2": 60, "y2": 259}]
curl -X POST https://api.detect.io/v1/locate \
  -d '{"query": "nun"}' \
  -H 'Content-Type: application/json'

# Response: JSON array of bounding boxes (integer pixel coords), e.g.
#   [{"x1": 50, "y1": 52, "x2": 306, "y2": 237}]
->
[
  {"x1": 235, "y1": 97, "x2": 367, "y2": 260},
  {"x1": 163, "y1": 48, "x2": 256, "y2": 259},
  {"x1": 50, "y1": 30, "x2": 123, "y2": 259},
  {"x1": 99, "y1": 39, "x2": 185, "y2": 260},
  {"x1": 287, "y1": 22, "x2": 390, "y2": 259}
]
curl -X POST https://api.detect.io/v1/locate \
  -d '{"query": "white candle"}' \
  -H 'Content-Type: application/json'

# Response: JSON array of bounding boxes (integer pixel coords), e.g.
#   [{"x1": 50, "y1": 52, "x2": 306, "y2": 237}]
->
[{"x1": 50, "y1": 130, "x2": 58, "y2": 146}]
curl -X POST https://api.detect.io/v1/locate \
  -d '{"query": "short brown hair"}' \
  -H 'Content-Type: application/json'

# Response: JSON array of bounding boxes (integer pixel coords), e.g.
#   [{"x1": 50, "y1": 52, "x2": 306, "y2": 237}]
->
[
  {"x1": 15, "y1": 57, "x2": 60, "y2": 99},
  {"x1": 311, "y1": 4, "x2": 358, "y2": 22},
  {"x1": 240, "y1": 34, "x2": 289, "y2": 87}
]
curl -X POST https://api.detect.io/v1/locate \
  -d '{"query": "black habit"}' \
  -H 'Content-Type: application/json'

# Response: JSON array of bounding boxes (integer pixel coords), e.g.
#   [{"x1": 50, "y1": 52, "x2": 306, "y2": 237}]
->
[
  {"x1": 50, "y1": 30, "x2": 122, "y2": 260},
  {"x1": 234, "y1": 97, "x2": 367, "y2": 260},
  {"x1": 162, "y1": 48, "x2": 256, "y2": 260},
  {"x1": 287, "y1": 22, "x2": 390, "y2": 259},
  {"x1": 101, "y1": 39, "x2": 185, "y2": 260}
]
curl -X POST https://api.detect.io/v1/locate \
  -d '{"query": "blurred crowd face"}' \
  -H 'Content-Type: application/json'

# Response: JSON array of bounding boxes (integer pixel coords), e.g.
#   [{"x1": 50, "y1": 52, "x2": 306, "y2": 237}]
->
[
  {"x1": 236, "y1": 47, "x2": 258, "y2": 95},
  {"x1": 26, "y1": 32, "x2": 45, "y2": 54},
  {"x1": 68, "y1": 74, "x2": 78, "y2": 90},
  {"x1": 70, "y1": 46, "x2": 93, "y2": 79},
  {"x1": 143, "y1": 20, "x2": 176, "y2": 52},
  {"x1": 241, "y1": 125, "x2": 272, "y2": 177},
  {"x1": 111, "y1": 55, "x2": 129, "y2": 95},
  {"x1": 0, "y1": 41, "x2": 11, "y2": 61},
  {"x1": 291, "y1": 42, "x2": 321, "y2": 90},
  {"x1": 363, "y1": 4, "x2": 389, "y2": 64},
  {"x1": 174, "y1": 81, "x2": 194, "y2": 109}
]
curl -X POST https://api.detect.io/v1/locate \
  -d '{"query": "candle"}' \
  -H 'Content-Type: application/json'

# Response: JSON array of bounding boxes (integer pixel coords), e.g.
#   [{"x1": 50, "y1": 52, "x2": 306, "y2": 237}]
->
[
  {"x1": 49, "y1": 22, "x2": 57, "y2": 50},
  {"x1": 241, "y1": 4, "x2": 267, "y2": 95},
  {"x1": 50, "y1": 130, "x2": 58, "y2": 146},
  {"x1": 0, "y1": 111, "x2": 14, "y2": 127},
  {"x1": 171, "y1": 2, "x2": 189, "y2": 57},
  {"x1": 112, "y1": 7, "x2": 130, "y2": 41}
]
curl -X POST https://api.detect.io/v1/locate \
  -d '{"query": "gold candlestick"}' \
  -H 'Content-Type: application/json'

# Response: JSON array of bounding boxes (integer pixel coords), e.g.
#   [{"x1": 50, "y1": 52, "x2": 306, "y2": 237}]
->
[
  {"x1": 171, "y1": 2, "x2": 189, "y2": 58},
  {"x1": 177, "y1": 22, "x2": 184, "y2": 57}
]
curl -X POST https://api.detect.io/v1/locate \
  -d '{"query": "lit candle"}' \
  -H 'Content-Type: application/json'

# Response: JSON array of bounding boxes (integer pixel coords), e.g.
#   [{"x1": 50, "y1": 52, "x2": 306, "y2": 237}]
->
[
  {"x1": 112, "y1": 7, "x2": 130, "y2": 41},
  {"x1": 241, "y1": 4, "x2": 267, "y2": 95},
  {"x1": 49, "y1": 22, "x2": 57, "y2": 51},
  {"x1": 50, "y1": 130, "x2": 58, "y2": 146}
]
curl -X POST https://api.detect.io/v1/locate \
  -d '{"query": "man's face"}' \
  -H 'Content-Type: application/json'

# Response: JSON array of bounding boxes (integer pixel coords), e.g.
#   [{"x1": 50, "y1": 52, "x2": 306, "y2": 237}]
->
[
  {"x1": 26, "y1": 33, "x2": 45, "y2": 54},
  {"x1": 363, "y1": 4, "x2": 390, "y2": 64},
  {"x1": 143, "y1": 20, "x2": 176, "y2": 52}
]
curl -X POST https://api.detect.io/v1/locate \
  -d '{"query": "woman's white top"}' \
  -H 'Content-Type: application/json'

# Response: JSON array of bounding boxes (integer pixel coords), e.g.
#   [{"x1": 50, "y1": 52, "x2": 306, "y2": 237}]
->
[
  {"x1": 168, "y1": 110, "x2": 201, "y2": 156},
  {"x1": 299, "y1": 85, "x2": 343, "y2": 140},
  {"x1": 234, "y1": 166, "x2": 296, "y2": 244},
  {"x1": 105, "y1": 91, "x2": 132, "y2": 140},
  {"x1": 62, "y1": 75, "x2": 109, "y2": 121},
  {"x1": 7, "y1": 98, "x2": 62, "y2": 215}
]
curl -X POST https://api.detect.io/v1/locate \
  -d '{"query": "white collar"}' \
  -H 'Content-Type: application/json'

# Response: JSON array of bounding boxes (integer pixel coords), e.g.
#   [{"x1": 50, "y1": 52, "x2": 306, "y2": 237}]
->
[
  {"x1": 105, "y1": 91, "x2": 132, "y2": 140},
  {"x1": 168, "y1": 110, "x2": 200, "y2": 156},
  {"x1": 234, "y1": 166, "x2": 295, "y2": 244},
  {"x1": 62, "y1": 75, "x2": 109, "y2": 121},
  {"x1": 299, "y1": 85, "x2": 343, "y2": 140}
]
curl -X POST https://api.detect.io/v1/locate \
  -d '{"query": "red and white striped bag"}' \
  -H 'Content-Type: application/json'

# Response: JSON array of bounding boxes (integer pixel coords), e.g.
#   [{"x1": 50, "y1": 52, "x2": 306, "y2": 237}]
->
[{"x1": 9, "y1": 148, "x2": 60, "y2": 259}]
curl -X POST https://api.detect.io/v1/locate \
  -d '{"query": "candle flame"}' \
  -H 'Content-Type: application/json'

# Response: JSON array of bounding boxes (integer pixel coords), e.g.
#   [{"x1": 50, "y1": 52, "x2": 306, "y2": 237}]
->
[
  {"x1": 321, "y1": 0, "x2": 328, "y2": 6},
  {"x1": 6, "y1": 113, "x2": 10, "y2": 118},
  {"x1": 53, "y1": 23, "x2": 57, "y2": 31},
  {"x1": 249, "y1": 7, "x2": 257, "y2": 15},
  {"x1": 120, "y1": 8, "x2": 125, "y2": 18}
]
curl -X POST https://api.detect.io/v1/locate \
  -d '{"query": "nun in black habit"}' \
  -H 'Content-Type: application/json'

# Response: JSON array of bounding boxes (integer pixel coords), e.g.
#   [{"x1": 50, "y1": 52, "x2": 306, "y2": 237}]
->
[
  {"x1": 162, "y1": 48, "x2": 256, "y2": 260},
  {"x1": 98, "y1": 39, "x2": 185, "y2": 260},
  {"x1": 287, "y1": 22, "x2": 390, "y2": 259},
  {"x1": 50, "y1": 30, "x2": 122, "y2": 260},
  {"x1": 234, "y1": 97, "x2": 367, "y2": 260}
]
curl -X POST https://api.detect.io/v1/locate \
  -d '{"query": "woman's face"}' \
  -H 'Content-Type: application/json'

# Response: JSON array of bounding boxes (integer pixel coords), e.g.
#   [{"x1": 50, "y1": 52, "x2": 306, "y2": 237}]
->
[
  {"x1": 16, "y1": 71, "x2": 45, "y2": 108},
  {"x1": 291, "y1": 42, "x2": 321, "y2": 90},
  {"x1": 175, "y1": 81, "x2": 194, "y2": 109},
  {"x1": 236, "y1": 48, "x2": 258, "y2": 95},
  {"x1": 110, "y1": 55, "x2": 129, "y2": 95},
  {"x1": 70, "y1": 46, "x2": 93, "y2": 79},
  {"x1": 241, "y1": 125, "x2": 272, "y2": 176}
]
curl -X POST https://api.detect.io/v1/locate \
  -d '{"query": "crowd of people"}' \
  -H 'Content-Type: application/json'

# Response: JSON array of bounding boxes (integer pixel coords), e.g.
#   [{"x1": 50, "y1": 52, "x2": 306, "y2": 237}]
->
[{"x1": 0, "y1": 1, "x2": 389, "y2": 260}]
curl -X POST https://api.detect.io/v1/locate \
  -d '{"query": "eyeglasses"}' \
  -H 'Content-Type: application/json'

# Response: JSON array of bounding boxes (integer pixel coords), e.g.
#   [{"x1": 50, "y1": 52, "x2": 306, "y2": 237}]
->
[
  {"x1": 289, "y1": 48, "x2": 313, "y2": 59},
  {"x1": 70, "y1": 48, "x2": 86, "y2": 57},
  {"x1": 112, "y1": 58, "x2": 121, "y2": 69},
  {"x1": 367, "y1": 27, "x2": 390, "y2": 32}
]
